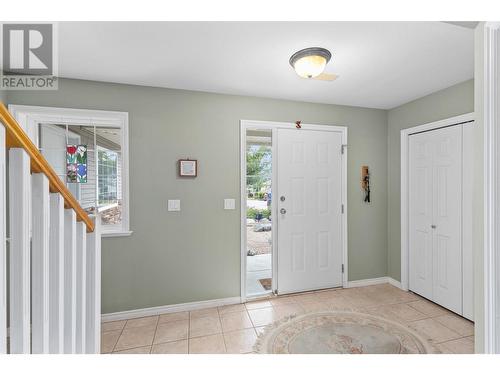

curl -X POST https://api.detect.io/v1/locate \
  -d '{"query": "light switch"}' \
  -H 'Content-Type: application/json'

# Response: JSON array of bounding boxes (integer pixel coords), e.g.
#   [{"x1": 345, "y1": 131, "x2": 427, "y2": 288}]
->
[
  {"x1": 168, "y1": 199, "x2": 181, "y2": 211},
  {"x1": 224, "y1": 198, "x2": 236, "y2": 210}
]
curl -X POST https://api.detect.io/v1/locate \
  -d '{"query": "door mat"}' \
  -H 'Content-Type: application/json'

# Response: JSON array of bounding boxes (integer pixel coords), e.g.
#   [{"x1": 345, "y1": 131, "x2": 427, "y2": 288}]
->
[{"x1": 259, "y1": 278, "x2": 272, "y2": 291}]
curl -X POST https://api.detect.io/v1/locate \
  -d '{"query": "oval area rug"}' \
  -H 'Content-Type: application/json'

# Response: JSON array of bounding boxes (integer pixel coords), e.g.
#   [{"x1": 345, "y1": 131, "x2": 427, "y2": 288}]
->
[{"x1": 253, "y1": 311, "x2": 439, "y2": 354}]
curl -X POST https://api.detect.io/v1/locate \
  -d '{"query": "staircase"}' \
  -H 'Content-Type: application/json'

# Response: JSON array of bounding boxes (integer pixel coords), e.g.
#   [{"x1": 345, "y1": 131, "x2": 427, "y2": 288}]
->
[{"x1": 0, "y1": 102, "x2": 101, "y2": 354}]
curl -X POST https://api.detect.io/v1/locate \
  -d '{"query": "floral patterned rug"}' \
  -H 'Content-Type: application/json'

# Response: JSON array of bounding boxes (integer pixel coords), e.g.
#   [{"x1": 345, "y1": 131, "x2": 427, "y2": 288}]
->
[{"x1": 253, "y1": 311, "x2": 439, "y2": 354}]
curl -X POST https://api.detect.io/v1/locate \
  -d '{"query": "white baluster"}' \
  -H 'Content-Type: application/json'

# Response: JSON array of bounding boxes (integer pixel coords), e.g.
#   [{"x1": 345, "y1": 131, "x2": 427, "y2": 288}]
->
[
  {"x1": 31, "y1": 174, "x2": 50, "y2": 353},
  {"x1": 0, "y1": 126, "x2": 6, "y2": 354},
  {"x1": 85, "y1": 215, "x2": 101, "y2": 354},
  {"x1": 49, "y1": 193, "x2": 65, "y2": 353},
  {"x1": 9, "y1": 148, "x2": 31, "y2": 353},
  {"x1": 75, "y1": 221, "x2": 86, "y2": 353},
  {"x1": 64, "y1": 209, "x2": 77, "y2": 354}
]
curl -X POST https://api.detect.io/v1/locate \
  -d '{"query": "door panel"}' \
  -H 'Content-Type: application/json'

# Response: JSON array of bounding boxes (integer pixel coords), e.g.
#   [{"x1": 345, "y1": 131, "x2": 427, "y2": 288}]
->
[
  {"x1": 462, "y1": 122, "x2": 474, "y2": 320},
  {"x1": 291, "y1": 233, "x2": 305, "y2": 272},
  {"x1": 409, "y1": 133, "x2": 434, "y2": 298},
  {"x1": 277, "y1": 128, "x2": 343, "y2": 294},
  {"x1": 431, "y1": 126, "x2": 462, "y2": 314}
]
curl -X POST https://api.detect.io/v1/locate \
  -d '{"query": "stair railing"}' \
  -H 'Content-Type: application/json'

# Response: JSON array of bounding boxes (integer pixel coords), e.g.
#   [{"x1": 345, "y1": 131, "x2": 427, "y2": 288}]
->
[{"x1": 0, "y1": 102, "x2": 101, "y2": 354}]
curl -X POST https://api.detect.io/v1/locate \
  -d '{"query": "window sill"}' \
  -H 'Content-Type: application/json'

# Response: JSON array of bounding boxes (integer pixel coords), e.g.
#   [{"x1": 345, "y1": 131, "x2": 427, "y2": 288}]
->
[{"x1": 101, "y1": 230, "x2": 133, "y2": 238}]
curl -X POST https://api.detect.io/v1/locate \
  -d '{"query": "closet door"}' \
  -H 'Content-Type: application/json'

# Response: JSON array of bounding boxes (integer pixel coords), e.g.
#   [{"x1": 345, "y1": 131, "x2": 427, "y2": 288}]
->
[
  {"x1": 409, "y1": 125, "x2": 463, "y2": 315},
  {"x1": 409, "y1": 132, "x2": 434, "y2": 300},
  {"x1": 431, "y1": 126, "x2": 462, "y2": 314}
]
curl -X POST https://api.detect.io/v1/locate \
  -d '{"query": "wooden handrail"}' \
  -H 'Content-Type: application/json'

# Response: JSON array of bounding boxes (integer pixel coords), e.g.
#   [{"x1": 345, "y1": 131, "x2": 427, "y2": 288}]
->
[{"x1": 0, "y1": 102, "x2": 94, "y2": 232}]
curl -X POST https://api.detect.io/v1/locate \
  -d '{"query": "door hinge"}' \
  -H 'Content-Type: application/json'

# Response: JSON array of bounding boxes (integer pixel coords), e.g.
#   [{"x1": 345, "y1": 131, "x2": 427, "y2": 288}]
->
[
  {"x1": 342, "y1": 264, "x2": 345, "y2": 273},
  {"x1": 341, "y1": 204, "x2": 344, "y2": 214},
  {"x1": 341, "y1": 144, "x2": 347, "y2": 154}
]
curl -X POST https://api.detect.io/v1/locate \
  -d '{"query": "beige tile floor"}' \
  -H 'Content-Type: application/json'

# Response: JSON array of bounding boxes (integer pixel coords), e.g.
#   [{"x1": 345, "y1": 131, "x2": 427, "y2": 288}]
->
[{"x1": 101, "y1": 283, "x2": 474, "y2": 354}]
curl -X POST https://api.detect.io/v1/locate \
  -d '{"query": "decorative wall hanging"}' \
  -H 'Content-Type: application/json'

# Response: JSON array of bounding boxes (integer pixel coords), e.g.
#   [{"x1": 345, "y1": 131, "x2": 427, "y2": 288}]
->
[
  {"x1": 361, "y1": 165, "x2": 370, "y2": 203},
  {"x1": 179, "y1": 159, "x2": 197, "y2": 177},
  {"x1": 67, "y1": 144, "x2": 88, "y2": 183}
]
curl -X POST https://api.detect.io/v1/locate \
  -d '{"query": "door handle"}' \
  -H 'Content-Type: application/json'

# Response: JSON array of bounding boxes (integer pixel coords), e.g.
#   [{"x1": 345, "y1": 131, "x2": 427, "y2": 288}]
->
[
  {"x1": 431, "y1": 225, "x2": 436, "y2": 229},
  {"x1": 280, "y1": 208, "x2": 287, "y2": 214}
]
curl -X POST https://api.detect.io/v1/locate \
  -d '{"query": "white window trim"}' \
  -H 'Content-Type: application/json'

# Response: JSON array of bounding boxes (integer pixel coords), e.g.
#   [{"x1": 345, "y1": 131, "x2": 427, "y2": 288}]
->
[{"x1": 8, "y1": 104, "x2": 131, "y2": 237}]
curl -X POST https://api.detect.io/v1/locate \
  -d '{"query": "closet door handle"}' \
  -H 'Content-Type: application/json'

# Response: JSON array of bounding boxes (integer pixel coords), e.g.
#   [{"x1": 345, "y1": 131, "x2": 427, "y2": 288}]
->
[{"x1": 431, "y1": 225, "x2": 436, "y2": 229}]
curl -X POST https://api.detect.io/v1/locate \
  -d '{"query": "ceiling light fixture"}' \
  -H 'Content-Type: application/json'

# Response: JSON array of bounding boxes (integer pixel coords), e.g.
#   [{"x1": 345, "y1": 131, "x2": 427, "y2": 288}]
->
[{"x1": 289, "y1": 47, "x2": 332, "y2": 79}]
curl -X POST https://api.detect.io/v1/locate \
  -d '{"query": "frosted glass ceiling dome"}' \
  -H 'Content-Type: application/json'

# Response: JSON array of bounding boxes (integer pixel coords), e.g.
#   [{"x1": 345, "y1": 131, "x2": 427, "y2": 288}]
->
[{"x1": 289, "y1": 47, "x2": 332, "y2": 79}]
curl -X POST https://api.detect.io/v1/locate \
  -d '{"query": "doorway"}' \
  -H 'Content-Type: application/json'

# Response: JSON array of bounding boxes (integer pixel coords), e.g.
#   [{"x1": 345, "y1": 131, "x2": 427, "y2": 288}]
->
[
  {"x1": 245, "y1": 128, "x2": 273, "y2": 297},
  {"x1": 240, "y1": 120, "x2": 347, "y2": 300}
]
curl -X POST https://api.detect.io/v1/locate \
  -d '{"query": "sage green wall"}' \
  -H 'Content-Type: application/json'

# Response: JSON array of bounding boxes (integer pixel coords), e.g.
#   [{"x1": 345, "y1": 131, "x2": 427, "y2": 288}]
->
[
  {"x1": 0, "y1": 89, "x2": 7, "y2": 104},
  {"x1": 386, "y1": 79, "x2": 474, "y2": 281},
  {"x1": 473, "y1": 22, "x2": 484, "y2": 353},
  {"x1": 7, "y1": 78, "x2": 388, "y2": 313}
]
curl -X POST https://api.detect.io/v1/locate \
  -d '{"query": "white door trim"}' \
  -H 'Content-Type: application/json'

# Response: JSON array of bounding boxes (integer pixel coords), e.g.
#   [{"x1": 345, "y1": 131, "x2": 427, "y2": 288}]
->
[
  {"x1": 483, "y1": 21, "x2": 500, "y2": 354},
  {"x1": 400, "y1": 112, "x2": 475, "y2": 292},
  {"x1": 240, "y1": 120, "x2": 348, "y2": 302}
]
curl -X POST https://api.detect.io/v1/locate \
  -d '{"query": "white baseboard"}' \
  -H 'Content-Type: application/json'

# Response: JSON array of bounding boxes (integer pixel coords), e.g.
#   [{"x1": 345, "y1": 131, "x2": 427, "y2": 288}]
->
[
  {"x1": 101, "y1": 296, "x2": 242, "y2": 322},
  {"x1": 346, "y1": 276, "x2": 403, "y2": 289},
  {"x1": 102, "y1": 278, "x2": 406, "y2": 322},
  {"x1": 387, "y1": 277, "x2": 403, "y2": 290},
  {"x1": 346, "y1": 277, "x2": 389, "y2": 288}
]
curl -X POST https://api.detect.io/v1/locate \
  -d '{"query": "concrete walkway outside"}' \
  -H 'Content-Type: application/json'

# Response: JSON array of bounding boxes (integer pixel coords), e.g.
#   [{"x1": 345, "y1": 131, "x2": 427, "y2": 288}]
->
[{"x1": 246, "y1": 253, "x2": 272, "y2": 296}]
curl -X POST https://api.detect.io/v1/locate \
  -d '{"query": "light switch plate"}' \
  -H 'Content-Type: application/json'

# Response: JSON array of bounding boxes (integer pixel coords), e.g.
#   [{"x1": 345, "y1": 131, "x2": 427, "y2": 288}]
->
[
  {"x1": 168, "y1": 199, "x2": 181, "y2": 211},
  {"x1": 224, "y1": 198, "x2": 236, "y2": 210}
]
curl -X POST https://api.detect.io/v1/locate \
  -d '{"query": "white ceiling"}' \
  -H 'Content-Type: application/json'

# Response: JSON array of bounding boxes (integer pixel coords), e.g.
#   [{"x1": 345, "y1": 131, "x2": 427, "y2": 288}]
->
[{"x1": 58, "y1": 22, "x2": 474, "y2": 109}]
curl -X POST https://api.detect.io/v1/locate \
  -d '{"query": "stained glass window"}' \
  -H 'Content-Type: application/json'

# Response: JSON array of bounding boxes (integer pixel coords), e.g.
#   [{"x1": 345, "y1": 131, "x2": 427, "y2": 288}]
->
[{"x1": 66, "y1": 144, "x2": 88, "y2": 183}]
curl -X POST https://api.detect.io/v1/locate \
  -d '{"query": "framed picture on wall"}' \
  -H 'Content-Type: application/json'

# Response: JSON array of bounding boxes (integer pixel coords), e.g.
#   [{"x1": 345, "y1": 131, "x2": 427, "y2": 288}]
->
[{"x1": 179, "y1": 159, "x2": 198, "y2": 177}]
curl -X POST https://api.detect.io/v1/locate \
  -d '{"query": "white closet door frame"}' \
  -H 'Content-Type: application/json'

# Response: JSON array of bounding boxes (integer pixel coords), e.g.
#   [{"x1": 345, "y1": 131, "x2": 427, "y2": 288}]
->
[
  {"x1": 401, "y1": 112, "x2": 475, "y2": 292},
  {"x1": 483, "y1": 21, "x2": 500, "y2": 354},
  {"x1": 239, "y1": 120, "x2": 348, "y2": 302}
]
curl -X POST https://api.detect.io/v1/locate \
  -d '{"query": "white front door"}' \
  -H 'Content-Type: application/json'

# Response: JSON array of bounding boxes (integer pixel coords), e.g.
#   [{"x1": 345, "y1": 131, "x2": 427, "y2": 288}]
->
[
  {"x1": 276, "y1": 128, "x2": 344, "y2": 294},
  {"x1": 409, "y1": 125, "x2": 463, "y2": 314}
]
